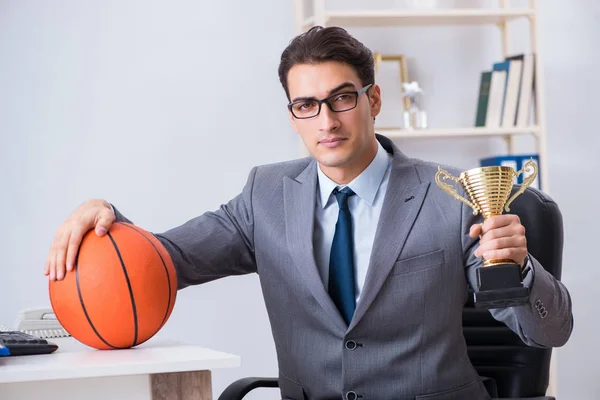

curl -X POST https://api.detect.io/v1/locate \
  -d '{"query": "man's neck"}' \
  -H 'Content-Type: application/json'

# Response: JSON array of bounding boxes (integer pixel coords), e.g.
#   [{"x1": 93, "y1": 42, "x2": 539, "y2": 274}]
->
[{"x1": 319, "y1": 140, "x2": 379, "y2": 185}]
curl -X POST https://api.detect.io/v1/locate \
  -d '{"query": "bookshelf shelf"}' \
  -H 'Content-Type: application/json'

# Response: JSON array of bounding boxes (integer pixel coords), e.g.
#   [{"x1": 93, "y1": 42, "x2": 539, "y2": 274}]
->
[
  {"x1": 302, "y1": 8, "x2": 535, "y2": 30},
  {"x1": 375, "y1": 126, "x2": 540, "y2": 139}
]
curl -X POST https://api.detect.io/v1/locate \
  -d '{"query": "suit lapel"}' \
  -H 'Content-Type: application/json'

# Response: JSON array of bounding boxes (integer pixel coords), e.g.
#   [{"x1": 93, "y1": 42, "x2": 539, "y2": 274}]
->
[
  {"x1": 349, "y1": 140, "x2": 430, "y2": 331},
  {"x1": 283, "y1": 161, "x2": 347, "y2": 331}
]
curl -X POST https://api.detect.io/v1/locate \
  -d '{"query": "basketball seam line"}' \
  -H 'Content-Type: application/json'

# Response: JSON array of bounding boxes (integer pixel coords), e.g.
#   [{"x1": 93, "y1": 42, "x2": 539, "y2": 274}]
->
[
  {"x1": 107, "y1": 231, "x2": 139, "y2": 348},
  {"x1": 75, "y1": 250, "x2": 119, "y2": 349},
  {"x1": 118, "y1": 222, "x2": 173, "y2": 331}
]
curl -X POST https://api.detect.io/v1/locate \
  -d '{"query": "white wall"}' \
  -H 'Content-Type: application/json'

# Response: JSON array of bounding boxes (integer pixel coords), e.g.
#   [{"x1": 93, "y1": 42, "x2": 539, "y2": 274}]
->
[
  {"x1": 1, "y1": 0, "x2": 597, "y2": 399},
  {"x1": 0, "y1": 1, "x2": 295, "y2": 399}
]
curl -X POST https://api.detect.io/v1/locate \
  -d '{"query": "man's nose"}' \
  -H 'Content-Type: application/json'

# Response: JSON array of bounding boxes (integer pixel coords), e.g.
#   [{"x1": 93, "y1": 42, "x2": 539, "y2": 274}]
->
[{"x1": 318, "y1": 104, "x2": 341, "y2": 132}]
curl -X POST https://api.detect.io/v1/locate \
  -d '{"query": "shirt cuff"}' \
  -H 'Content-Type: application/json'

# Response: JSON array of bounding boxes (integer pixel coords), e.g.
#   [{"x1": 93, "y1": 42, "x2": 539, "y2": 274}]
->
[{"x1": 521, "y1": 255, "x2": 535, "y2": 288}]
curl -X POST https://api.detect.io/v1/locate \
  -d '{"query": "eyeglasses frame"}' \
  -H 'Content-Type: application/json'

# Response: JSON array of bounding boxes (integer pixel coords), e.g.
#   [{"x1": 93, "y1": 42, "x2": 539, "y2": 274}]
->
[{"x1": 287, "y1": 83, "x2": 373, "y2": 119}]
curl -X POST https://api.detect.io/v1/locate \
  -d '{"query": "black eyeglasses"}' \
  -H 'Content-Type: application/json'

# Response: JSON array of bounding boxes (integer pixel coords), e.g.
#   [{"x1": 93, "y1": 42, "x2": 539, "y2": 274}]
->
[{"x1": 288, "y1": 84, "x2": 373, "y2": 119}]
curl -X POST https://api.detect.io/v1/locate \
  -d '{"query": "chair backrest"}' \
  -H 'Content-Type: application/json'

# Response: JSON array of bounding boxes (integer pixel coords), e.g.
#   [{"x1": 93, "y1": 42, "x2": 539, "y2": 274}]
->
[{"x1": 462, "y1": 186, "x2": 564, "y2": 398}]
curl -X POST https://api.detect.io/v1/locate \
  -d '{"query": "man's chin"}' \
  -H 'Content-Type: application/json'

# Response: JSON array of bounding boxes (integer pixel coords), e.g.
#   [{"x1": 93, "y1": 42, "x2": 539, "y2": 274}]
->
[{"x1": 315, "y1": 152, "x2": 351, "y2": 169}]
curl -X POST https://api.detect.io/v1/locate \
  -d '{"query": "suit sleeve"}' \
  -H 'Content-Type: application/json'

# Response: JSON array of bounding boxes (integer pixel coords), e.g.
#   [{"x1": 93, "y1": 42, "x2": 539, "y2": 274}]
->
[
  {"x1": 461, "y1": 201, "x2": 573, "y2": 348},
  {"x1": 112, "y1": 167, "x2": 258, "y2": 290}
]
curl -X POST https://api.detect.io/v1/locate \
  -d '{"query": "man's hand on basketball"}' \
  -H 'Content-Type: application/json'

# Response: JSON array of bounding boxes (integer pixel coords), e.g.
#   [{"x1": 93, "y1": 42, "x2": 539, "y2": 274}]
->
[
  {"x1": 45, "y1": 199, "x2": 115, "y2": 281},
  {"x1": 469, "y1": 214, "x2": 528, "y2": 267}
]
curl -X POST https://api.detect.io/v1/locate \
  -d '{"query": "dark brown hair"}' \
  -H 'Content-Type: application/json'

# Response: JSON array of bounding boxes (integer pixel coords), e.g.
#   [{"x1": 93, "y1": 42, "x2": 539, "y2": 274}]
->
[{"x1": 278, "y1": 26, "x2": 374, "y2": 100}]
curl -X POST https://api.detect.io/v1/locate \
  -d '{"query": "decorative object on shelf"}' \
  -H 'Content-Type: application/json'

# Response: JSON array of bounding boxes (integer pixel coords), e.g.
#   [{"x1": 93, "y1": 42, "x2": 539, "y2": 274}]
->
[
  {"x1": 435, "y1": 159, "x2": 538, "y2": 309},
  {"x1": 401, "y1": 81, "x2": 427, "y2": 129},
  {"x1": 480, "y1": 154, "x2": 541, "y2": 190}
]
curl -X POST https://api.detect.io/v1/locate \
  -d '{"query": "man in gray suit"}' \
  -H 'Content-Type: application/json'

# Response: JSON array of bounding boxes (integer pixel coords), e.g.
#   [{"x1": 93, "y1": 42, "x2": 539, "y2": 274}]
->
[{"x1": 45, "y1": 26, "x2": 573, "y2": 399}]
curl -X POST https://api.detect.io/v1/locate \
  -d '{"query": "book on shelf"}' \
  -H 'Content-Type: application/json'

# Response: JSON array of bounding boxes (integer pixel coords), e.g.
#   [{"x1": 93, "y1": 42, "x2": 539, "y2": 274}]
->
[
  {"x1": 474, "y1": 53, "x2": 536, "y2": 128},
  {"x1": 501, "y1": 57, "x2": 523, "y2": 127},
  {"x1": 474, "y1": 71, "x2": 492, "y2": 127},
  {"x1": 483, "y1": 62, "x2": 508, "y2": 127},
  {"x1": 514, "y1": 54, "x2": 535, "y2": 127},
  {"x1": 480, "y1": 154, "x2": 541, "y2": 190}
]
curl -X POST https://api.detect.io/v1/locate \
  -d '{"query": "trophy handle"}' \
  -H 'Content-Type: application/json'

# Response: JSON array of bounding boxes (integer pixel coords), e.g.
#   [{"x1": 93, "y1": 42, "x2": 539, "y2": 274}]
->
[
  {"x1": 505, "y1": 159, "x2": 539, "y2": 212},
  {"x1": 435, "y1": 167, "x2": 480, "y2": 215}
]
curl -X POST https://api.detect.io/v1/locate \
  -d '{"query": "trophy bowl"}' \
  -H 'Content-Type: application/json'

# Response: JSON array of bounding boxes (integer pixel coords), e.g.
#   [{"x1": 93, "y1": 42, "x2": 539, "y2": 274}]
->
[{"x1": 435, "y1": 160, "x2": 538, "y2": 309}]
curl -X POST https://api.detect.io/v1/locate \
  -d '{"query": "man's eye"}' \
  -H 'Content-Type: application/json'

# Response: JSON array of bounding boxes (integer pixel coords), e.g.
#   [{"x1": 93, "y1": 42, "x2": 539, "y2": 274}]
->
[
  {"x1": 334, "y1": 94, "x2": 352, "y2": 102},
  {"x1": 296, "y1": 101, "x2": 317, "y2": 111}
]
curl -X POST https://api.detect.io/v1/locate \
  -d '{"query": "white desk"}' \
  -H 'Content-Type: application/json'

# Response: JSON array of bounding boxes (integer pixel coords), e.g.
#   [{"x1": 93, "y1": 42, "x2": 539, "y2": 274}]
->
[{"x1": 0, "y1": 337, "x2": 240, "y2": 400}]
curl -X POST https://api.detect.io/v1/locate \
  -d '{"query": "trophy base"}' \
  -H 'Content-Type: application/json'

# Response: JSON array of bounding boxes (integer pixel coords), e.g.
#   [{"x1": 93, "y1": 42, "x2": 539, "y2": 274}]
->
[
  {"x1": 474, "y1": 263, "x2": 530, "y2": 309},
  {"x1": 474, "y1": 287, "x2": 530, "y2": 309}
]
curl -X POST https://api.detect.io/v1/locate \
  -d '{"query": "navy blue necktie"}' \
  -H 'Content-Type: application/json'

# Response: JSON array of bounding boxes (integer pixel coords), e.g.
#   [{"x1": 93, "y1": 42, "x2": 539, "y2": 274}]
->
[{"x1": 328, "y1": 187, "x2": 356, "y2": 325}]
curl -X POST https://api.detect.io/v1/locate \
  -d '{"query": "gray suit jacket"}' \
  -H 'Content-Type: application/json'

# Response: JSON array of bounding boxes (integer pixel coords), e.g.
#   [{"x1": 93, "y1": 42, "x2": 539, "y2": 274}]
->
[{"x1": 115, "y1": 135, "x2": 573, "y2": 400}]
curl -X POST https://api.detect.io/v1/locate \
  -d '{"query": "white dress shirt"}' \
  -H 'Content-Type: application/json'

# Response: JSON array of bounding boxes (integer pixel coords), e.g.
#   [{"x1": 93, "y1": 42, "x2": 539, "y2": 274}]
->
[{"x1": 313, "y1": 142, "x2": 392, "y2": 303}]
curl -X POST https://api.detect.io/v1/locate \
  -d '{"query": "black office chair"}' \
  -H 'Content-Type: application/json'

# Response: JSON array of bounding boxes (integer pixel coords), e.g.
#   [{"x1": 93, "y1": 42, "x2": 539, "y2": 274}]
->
[
  {"x1": 218, "y1": 187, "x2": 564, "y2": 400},
  {"x1": 462, "y1": 186, "x2": 563, "y2": 400}
]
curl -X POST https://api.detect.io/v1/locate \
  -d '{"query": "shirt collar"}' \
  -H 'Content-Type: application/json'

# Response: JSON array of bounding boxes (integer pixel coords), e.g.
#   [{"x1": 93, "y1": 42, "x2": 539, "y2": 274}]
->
[{"x1": 317, "y1": 141, "x2": 391, "y2": 208}]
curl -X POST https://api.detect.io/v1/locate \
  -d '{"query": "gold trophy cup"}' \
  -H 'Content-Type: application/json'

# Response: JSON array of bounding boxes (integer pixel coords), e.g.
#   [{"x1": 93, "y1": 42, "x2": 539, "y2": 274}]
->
[{"x1": 435, "y1": 159, "x2": 538, "y2": 309}]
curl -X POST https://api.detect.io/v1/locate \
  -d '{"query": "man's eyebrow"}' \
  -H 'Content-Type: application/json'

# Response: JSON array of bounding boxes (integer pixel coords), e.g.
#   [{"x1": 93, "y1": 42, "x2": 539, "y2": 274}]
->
[
  {"x1": 327, "y1": 82, "x2": 356, "y2": 96},
  {"x1": 290, "y1": 82, "x2": 357, "y2": 103}
]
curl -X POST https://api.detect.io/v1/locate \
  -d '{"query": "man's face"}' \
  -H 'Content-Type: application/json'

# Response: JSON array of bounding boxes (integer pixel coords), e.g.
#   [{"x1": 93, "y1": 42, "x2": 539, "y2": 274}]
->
[{"x1": 287, "y1": 61, "x2": 381, "y2": 172}]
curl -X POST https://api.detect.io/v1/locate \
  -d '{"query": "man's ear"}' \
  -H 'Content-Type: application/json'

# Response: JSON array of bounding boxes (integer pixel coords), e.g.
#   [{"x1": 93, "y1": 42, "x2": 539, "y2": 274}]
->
[{"x1": 369, "y1": 84, "x2": 382, "y2": 118}]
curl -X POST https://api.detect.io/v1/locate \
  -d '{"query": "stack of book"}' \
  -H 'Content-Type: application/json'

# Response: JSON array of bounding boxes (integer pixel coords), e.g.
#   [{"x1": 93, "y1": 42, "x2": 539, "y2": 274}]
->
[{"x1": 475, "y1": 53, "x2": 535, "y2": 128}]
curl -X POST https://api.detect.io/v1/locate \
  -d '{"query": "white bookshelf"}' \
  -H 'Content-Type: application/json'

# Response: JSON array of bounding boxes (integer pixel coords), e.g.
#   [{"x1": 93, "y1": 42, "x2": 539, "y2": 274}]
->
[
  {"x1": 293, "y1": 0, "x2": 550, "y2": 193},
  {"x1": 293, "y1": 0, "x2": 554, "y2": 395},
  {"x1": 301, "y1": 8, "x2": 536, "y2": 29},
  {"x1": 377, "y1": 126, "x2": 541, "y2": 139}
]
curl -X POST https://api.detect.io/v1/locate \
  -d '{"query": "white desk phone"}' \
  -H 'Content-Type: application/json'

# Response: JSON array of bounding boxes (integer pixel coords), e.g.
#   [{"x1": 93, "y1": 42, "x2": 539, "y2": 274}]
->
[{"x1": 0, "y1": 307, "x2": 70, "y2": 339}]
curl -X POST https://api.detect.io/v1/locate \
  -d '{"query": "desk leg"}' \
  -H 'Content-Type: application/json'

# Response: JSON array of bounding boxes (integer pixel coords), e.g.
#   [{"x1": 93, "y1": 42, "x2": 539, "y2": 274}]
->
[{"x1": 151, "y1": 370, "x2": 212, "y2": 400}]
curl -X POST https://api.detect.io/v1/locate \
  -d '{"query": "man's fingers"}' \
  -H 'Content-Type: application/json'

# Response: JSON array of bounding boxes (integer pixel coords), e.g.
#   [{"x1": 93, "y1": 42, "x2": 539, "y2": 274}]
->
[
  {"x1": 49, "y1": 251, "x2": 57, "y2": 281},
  {"x1": 66, "y1": 229, "x2": 83, "y2": 272},
  {"x1": 48, "y1": 229, "x2": 65, "y2": 280},
  {"x1": 55, "y1": 232, "x2": 70, "y2": 281},
  {"x1": 480, "y1": 226, "x2": 519, "y2": 242},
  {"x1": 44, "y1": 254, "x2": 51, "y2": 276},
  {"x1": 477, "y1": 236, "x2": 524, "y2": 252},
  {"x1": 45, "y1": 199, "x2": 115, "y2": 278},
  {"x1": 469, "y1": 223, "x2": 483, "y2": 238},
  {"x1": 95, "y1": 209, "x2": 115, "y2": 236},
  {"x1": 474, "y1": 236, "x2": 527, "y2": 258},
  {"x1": 480, "y1": 248, "x2": 516, "y2": 261},
  {"x1": 481, "y1": 214, "x2": 520, "y2": 233}
]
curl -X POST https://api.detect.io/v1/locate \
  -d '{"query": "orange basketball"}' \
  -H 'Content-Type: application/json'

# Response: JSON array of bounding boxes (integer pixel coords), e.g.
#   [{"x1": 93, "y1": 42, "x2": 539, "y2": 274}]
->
[{"x1": 49, "y1": 222, "x2": 177, "y2": 350}]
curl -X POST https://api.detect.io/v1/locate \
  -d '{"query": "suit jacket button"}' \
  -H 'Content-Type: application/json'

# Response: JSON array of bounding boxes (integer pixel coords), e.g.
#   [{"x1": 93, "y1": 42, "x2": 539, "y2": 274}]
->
[
  {"x1": 345, "y1": 340, "x2": 357, "y2": 350},
  {"x1": 346, "y1": 391, "x2": 358, "y2": 400}
]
